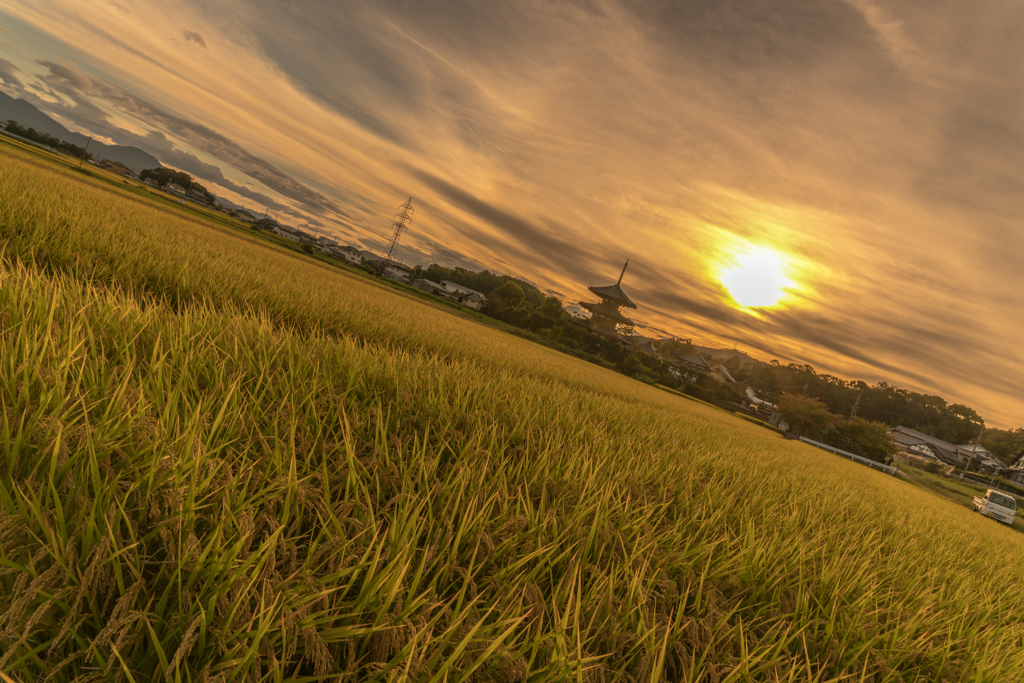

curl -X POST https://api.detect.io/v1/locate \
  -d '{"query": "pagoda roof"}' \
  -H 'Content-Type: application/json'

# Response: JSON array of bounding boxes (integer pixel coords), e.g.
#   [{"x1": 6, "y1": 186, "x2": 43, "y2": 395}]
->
[
  {"x1": 580, "y1": 300, "x2": 633, "y2": 325},
  {"x1": 587, "y1": 282, "x2": 637, "y2": 309}
]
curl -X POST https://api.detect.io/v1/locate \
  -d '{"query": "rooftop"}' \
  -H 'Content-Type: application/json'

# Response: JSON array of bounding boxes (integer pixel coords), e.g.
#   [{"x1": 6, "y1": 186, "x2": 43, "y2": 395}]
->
[{"x1": 587, "y1": 282, "x2": 637, "y2": 309}]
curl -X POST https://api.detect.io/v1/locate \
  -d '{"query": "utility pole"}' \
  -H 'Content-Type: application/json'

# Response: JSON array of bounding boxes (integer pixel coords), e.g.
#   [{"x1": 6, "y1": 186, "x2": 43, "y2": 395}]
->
[
  {"x1": 961, "y1": 427, "x2": 985, "y2": 479},
  {"x1": 384, "y1": 197, "x2": 414, "y2": 266},
  {"x1": 79, "y1": 136, "x2": 92, "y2": 167},
  {"x1": 848, "y1": 390, "x2": 861, "y2": 421}
]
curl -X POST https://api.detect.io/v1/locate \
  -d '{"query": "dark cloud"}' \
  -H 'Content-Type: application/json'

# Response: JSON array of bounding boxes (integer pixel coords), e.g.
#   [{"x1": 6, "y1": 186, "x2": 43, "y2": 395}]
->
[
  {"x1": 182, "y1": 30, "x2": 207, "y2": 48},
  {"x1": 410, "y1": 169, "x2": 600, "y2": 279},
  {"x1": 30, "y1": 59, "x2": 346, "y2": 219},
  {"x1": 7, "y1": 0, "x2": 1024, "y2": 425},
  {"x1": 0, "y1": 58, "x2": 23, "y2": 89}
]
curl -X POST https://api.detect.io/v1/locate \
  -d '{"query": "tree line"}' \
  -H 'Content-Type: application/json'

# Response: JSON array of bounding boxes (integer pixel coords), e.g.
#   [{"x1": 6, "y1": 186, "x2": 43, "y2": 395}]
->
[
  {"x1": 713, "y1": 356, "x2": 1023, "y2": 464},
  {"x1": 409, "y1": 265, "x2": 1021, "y2": 466},
  {"x1": 3, "y1": 120, "x2": 93, "y2": 160},
  {"x1": 414, "y1": 264, "x2": 698, "y2": 387},
  {"x1": 139, "y1": 167, "x2": 217, "y2": 205}
]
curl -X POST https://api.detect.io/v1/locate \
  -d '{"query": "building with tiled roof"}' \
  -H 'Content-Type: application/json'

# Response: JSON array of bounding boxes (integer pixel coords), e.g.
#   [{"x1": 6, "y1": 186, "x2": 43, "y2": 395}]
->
[{"x1": 579, "y1": 260, "x2": 637, "y2": 341}]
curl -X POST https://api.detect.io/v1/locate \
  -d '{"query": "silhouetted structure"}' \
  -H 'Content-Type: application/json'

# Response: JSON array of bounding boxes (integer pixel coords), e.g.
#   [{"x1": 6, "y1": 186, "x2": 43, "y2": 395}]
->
[
  {"x1": 384, "y1": 197, "x2": 414, "y2": 266},
  {"x1": 579, "y1": 260, "x2": 637, "y2": 341}
]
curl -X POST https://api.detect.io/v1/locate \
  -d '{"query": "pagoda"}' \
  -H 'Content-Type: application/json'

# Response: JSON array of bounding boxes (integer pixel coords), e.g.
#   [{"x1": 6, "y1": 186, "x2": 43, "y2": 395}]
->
[{"x1": 579, "y1": 260, "x2": 637, "y2": 340}]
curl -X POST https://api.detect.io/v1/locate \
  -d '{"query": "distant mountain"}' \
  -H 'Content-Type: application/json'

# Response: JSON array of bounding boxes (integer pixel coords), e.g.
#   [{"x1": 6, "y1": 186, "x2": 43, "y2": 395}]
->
[{"x1": 0, "y1": 91, "x2": 162, "y2": 172}]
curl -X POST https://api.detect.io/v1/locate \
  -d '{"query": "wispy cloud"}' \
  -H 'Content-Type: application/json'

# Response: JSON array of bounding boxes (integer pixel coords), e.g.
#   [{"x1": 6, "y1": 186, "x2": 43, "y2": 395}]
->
[
  {"x1": 181, "y1": 30, "x2": 206, "y2": 48},
  {"x1": 1, "y1": 0, "x2": 1024, "y2": 427}
]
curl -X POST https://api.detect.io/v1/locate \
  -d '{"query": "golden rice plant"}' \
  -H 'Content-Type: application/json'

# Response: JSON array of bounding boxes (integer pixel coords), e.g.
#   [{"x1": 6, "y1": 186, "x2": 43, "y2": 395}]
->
[{"x1": 1, "y1": 143, "x2": 1024, "y2": 682}]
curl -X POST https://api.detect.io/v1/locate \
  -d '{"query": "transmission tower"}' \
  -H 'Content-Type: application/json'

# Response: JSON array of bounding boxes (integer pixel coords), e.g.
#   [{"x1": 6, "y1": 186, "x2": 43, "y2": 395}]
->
[{"x1": 384, "y1": 197, "x2": 414, "y2": 265}]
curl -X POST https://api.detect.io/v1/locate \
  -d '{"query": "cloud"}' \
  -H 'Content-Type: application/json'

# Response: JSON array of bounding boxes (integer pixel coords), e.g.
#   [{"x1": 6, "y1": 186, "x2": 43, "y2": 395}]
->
[
  {"x1": 410, "y1": 169, "x2": 600, "y2": 279},
  {"x1": 0, "y1": 58, "x2": 23, "y2": 89},
  {"x1": 840, "y1": 0, "x2": 928, "y2": 77},
  {"x1": 3, "y1": 0, "x2": 1024, "y2": 426},
  {"x1": 181, "y1": 30, "x2": 207, "y2": 48}
]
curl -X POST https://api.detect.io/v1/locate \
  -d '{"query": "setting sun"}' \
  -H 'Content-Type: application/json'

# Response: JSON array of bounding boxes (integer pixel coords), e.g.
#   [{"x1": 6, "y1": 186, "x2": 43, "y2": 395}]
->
[{"x1": 719, "y1": 248, "x2": 793, "y2": 309}]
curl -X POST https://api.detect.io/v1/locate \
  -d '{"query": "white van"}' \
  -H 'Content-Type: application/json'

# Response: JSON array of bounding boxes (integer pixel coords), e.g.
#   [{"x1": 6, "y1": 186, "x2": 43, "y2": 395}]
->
[{"x1": 972, "y1": 489, "x2": 1017, "y2": 526}]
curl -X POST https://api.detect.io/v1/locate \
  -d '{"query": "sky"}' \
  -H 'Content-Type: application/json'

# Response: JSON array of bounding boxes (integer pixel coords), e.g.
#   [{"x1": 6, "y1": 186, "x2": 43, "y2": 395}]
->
[{"x1": 0, "y1": 0, "x2": 1022, "y2": 428}]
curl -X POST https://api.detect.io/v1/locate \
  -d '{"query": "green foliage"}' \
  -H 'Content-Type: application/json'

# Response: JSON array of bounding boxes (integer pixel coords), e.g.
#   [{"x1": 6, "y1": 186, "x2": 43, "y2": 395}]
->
[
  {"x1": 729, "y1": 361, "x2": 988, "y2": 442},
  {"x1": 3, "y1": 120, "x2": 92, "y2": 160},
  {"x1": 982, "y1": 428, "x2": 1024, "y2": 466},
  {"x1": 657, "y1": 337, "x2": 697, "y2": 359},
  {"x1": 424, "y1": 264, "x2": 678, "y2": 387},
  {"x1": 779, "y1": 393, "x2": 834, "y2": 438},
  {"x1": 824, "y1": 417, "x2": 898, "y2": 462},
  {"x1": 684, "y1": 382, "x2": 707, "y2": 400},
  {"x1": 139, "y1": 167, "x2": 217, "y2": 204},
  {"x1": 918, "y1": 460, "x2": 946, "y2": 475},
  {"x1": 4, "y1": 143, "x2": 1024, "y2": 681}
]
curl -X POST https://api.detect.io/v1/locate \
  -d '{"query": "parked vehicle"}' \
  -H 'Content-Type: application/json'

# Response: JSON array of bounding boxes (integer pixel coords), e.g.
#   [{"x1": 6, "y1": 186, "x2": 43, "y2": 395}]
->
[{"x1": 972, "y1": 489, "x2": 1017, "y2": 526}]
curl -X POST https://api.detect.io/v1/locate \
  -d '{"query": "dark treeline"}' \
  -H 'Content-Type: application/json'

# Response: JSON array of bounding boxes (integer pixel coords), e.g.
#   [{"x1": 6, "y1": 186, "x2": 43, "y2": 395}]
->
[
  {"x1": 139, "y1": 167, "x2": 217, "y2": 204},
  {"x1": 713, "y1": 356, "x2": 1024, "y2": 463},
  {"x1": 416, "y1": 266, "x2": 1022, "y2": 463},
  {"x1": 416, "y1": 264, "x2": 691, "y2": 387},
  {"x1": 4, "y1": 120, "x2": 93, "y2": 160}
]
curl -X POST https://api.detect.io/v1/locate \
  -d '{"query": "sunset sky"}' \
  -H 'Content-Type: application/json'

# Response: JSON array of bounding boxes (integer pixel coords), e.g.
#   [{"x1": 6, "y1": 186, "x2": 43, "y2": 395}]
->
[{"x1": 1, "y1": 0, "x2": 1022, "y2": 428}]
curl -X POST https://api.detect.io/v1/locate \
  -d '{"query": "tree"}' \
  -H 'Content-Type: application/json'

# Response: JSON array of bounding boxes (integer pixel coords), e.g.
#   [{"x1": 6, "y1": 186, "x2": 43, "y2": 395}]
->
[
  {"x1": 658, "y1": 337, "x2": 696, "y2": 359},
  {"x1": 824, "y1": 418, "x2": 897, "y2": 462},
  {"x1": 779, "y1": 393, "x2": 834, "y2": 438},
  {"x1": 487, "y1": 282, "x2": 525, "y2": 311}
]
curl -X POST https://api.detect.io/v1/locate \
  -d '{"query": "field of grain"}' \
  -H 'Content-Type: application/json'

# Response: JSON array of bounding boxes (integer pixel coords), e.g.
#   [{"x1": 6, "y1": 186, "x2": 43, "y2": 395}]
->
[{"x1": 2, "y1": 142, "x2": 1024, "y2": 682}]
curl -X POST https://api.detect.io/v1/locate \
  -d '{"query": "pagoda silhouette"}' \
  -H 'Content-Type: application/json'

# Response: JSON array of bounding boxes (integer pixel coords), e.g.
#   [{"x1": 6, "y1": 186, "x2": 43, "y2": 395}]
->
[{"x1": 579, "y1": 260, "x2": 637, "y2": 341}]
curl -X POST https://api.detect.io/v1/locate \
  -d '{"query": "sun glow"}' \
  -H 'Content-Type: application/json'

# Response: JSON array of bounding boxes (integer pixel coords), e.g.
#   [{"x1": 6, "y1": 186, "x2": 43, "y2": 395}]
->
[{"x1": 719, "y1": 248, "x2": 793, "y2": 309}]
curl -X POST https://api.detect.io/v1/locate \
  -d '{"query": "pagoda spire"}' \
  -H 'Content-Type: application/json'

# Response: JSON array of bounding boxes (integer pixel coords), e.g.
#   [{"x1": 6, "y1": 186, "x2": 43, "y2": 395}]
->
[{"x1": 617, "y1": 259, "x2": 629, "y2": 285}]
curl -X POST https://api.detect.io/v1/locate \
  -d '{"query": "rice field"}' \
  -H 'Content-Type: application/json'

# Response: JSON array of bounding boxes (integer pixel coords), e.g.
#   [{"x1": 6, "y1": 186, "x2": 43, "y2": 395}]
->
[{"x1": 2, "y1": 142, "x2": 1024, "y2": 682}]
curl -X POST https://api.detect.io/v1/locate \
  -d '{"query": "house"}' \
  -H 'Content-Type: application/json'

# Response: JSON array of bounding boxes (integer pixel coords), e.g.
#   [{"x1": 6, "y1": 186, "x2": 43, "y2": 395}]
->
[
  {"x1": 234, "y1": 209, "x2": 256, "y2": 223},
  {"x1": 359, "y1": 250, "x2": 386, "y2": 265},
  {"x1": 383, "y1": 262, "x2": 413, "y2": 282},
  {"x1": 710, "y1": 365, "x2": 737, "y2": 384},
  {"x1": 254, "y1": 217, "x2": 280, "y2": 230},
  {"x1": 440, "y1": 281, "x2": 488, "y2": 310},
  {"x1": 187, "y1": 188, "x2": 211, "y2": 205},
  {"x1": 143, "y1": 178, "x2": 159, "y2": 188},
  {"x1": 271, "y1": 225, "x2": 303, "y2": 243},
  {"x1": 744, "y1": 387, "x2": 777, "y2": 411},
  {"x1": 165, "y1": 182, "x2": 187, "y2": 196},
  {"x1": 632, "y1": 338, "x2": 661, "y2": 358},
  {"x1": 956, "y1": 443, "x2": 1002, "y2": 470},
  {"x1": 333, "y1": 246, "x2": 363, "y2": 265},
  {"x1": 1004, "y1": 454, "x2": 1024, "y2": 485},
  {"x1": 887, "y1": 426, "x2": 999, "y2": 468},
  {"x1": 413, "y1": 279, "x2": 447, "y2": 295},
  {"x1": 414, "y1": 279, "x2": 489, "y2": 309}
]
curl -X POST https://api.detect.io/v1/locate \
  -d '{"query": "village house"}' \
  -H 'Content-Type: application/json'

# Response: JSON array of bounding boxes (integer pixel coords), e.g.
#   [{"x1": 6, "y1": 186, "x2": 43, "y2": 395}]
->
[
  {"x1": 440, "y1": 281, "x2": 488, "y2": 310},
  {"x1": 165, "y1": 182, "x2": 187, "y2": 196},
  {"x1": 1003, "y1": 454, "x2": 1024, "y2": 485},
  {"x1": 383, "y1": 262, "x2": 413, "y2": 282},
  {"x1": 413, "y1": 279, "x2": 448, "y2": 296},
  {"x1": 332, "y1": 245, "x2": 363, "y2": 265},
  {"x1": 143, "y1": 178, "x2": 159, "y2": 188},
  {"x1": 413, "y1": 279, "x2": 489, "y2": 310},
  {"x1": 887, "y1": 426, "x2": 1001, "y2": 469},
  {"x1": 234, "y1": 209, "x2": 257, "y2": 223},
  {"x1": 359, "y1": 250, "x2": 386, "y2": 265},
  {"x1": 271, "y1": 225, "x2": 303, "y2": 243}
]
